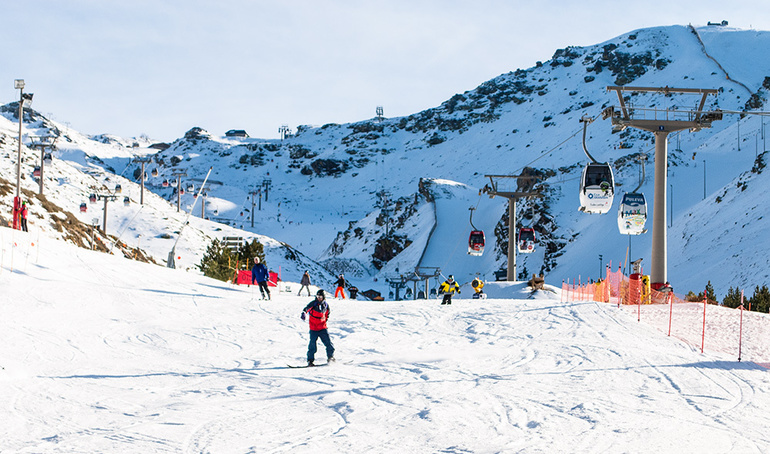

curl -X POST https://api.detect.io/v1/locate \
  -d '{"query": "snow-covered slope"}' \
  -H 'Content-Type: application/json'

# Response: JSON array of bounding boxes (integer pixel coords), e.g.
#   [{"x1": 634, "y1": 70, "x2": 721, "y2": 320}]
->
[{"x1": 1, "y1": 226, "x2": 769, "y2": 452}]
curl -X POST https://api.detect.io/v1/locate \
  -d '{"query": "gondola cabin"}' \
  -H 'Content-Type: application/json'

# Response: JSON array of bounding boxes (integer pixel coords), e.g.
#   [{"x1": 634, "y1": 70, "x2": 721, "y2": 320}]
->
[
  {"x1": 617, "y1": 192, "x2": 647, "y2": 235},
  {"x1": 79, "y1": 203, "x2": 88, "y2": 213},
  {"x1": 151, "y1": 168, "x2": 159, "y2": 177},
  {"x1": 33, "y1": 166, "x2": 41, "y2": 178},
  {"x1": 162, "y1": 179, "x2": 170, "y2": 188},
  {"x1": 187, "y1": 184, "x2": 195, "y2": 192},
  {"x1": 123, "y1": 196, "x2": 130, "y2": 206},
  {"x1": 43, "y1": 152, "x2": 53, "y2": 164},
  {"x1": 89, "y1": 193, "x2": 97, "y2": 203},
  {"x1": 579, "y1": 163, "x2": 615, "y2": 214},
  {"x1": 468, "y1": 230, "x2": 485, "y2": 256},
  {"x1": 517, "y1": 228, "x2": 536, "y2": 253},
  {"x1": 115, "y1": 184, "x2": 122, "y2": 193}
]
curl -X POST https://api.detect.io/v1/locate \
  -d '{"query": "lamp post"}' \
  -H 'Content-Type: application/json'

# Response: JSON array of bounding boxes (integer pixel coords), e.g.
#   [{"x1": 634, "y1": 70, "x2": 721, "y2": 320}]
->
[{"x1": 13, "y1": 79, "x2": 33, "y2": 230}]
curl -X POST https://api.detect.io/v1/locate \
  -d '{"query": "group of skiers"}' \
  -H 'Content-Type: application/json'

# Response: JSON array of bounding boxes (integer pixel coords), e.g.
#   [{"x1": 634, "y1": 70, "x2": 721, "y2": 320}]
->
[{"x1": 247, "y1": 257, "x2": 483, "y2": 366}]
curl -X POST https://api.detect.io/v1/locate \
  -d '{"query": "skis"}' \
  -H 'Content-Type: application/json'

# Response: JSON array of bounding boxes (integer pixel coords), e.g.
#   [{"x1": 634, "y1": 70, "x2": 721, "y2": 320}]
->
[
  {"x1": 286, "y1": 359, "x2": 347, "y2": 368},
  {"x1": 287, "y1": 363, "x2": 328, "y2": 369}
]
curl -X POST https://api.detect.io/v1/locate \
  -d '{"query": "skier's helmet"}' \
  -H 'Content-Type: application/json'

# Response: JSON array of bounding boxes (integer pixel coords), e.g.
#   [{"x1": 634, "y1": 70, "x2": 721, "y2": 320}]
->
[
  {"x1": 448, "y1": 275, "x2": 454, "y2": 281},
  {"x1": 316, "y1": 289, "x2": 325, "y2": 298}
]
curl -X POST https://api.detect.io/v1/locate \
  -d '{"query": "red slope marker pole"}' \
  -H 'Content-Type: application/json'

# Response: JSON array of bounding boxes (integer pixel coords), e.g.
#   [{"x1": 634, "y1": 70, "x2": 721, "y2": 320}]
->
[
  {"x1": 701, "y1": 286, "x2": 707, "y2": 354},
  {"x1": 738, "y1": 290, "x2": 744, "y2": 362}
]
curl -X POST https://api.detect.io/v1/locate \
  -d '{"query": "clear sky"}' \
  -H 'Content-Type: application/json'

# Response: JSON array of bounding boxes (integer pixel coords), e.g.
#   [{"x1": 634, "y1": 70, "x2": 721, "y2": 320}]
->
[{"x1": 1, "y1": 0, "x2": 766, "y2": 142}]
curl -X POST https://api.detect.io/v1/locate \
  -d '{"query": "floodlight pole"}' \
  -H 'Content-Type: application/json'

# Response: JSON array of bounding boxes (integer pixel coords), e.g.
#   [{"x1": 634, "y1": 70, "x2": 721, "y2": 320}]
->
[
  {"x1": 606, "y1": 86, "x2": 721, "y2": 290},
  {"x1": 13, "y1": 79, "x2": 31, "y2": 230}
]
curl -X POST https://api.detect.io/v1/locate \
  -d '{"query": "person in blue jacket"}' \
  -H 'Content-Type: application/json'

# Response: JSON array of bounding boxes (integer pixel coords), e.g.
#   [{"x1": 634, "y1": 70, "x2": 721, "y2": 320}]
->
[{"x1": 251, "y1": 257, "x2": 271, "y2": 300}]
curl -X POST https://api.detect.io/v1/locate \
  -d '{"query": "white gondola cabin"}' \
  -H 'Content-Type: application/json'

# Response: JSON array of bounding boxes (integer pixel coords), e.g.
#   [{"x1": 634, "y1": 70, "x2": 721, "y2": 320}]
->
[
  {"x1": 518, "y1": 228, "x2": 536, "y2": 253},
  {"x1": 617, "y1": 192, "x2": 647, "y2": 235},
  {"x1": 43, "y1": 152, "x2": 53, "y2": 164},
  {"x1": 468, "y1": 230, "x2": 485, "y2": 256},
  {"x1": 579, "y1": 163, "x2": 615, "y2": 214},
  {"x1": 123, "y1": 196, "x2": 130, "y2": 206}
]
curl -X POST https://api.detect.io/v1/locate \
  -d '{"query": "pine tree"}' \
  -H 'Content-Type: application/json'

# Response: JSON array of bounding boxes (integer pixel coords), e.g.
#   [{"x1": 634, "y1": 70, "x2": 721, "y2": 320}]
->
[
  {"x1": 721, "y1": 286, "x2": 743, "y2": 309},
  {"x1": 705, "y1": 281, "x2": 717, "y2": 304},
  {"x1": 749, "y1": 285, "x2": 770, "y2": 313},
  {"x1": 198, "y1": 239, "x2": 237, "y2": 282}
]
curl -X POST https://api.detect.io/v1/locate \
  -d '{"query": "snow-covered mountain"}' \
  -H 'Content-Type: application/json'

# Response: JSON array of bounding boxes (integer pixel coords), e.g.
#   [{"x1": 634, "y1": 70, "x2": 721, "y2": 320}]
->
[{"x1": 2, "y1": 24, "x2": 770, "y2": 299}]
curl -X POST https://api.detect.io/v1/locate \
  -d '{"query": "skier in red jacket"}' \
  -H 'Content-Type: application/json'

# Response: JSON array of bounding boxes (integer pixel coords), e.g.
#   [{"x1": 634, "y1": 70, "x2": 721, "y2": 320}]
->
[{"x1": 301, "y1": 290, "x2": 335, "y2": 366}]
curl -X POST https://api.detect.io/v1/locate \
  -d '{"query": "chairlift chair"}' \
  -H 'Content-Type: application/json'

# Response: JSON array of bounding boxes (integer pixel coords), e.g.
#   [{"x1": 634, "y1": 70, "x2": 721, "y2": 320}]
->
[
  {"x1": 517, "y1": 227, "x2": 536, "y2": 253},
  {"x1": 578, "y1": 162, "x2": 615, "y2": 214},
  {"x1": 617, "y1": 192, "x2": 647, "y2": 235}
]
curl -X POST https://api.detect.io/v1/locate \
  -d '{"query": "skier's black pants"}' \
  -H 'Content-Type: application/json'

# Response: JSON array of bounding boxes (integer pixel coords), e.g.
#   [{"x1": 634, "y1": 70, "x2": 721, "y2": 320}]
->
[
  {"x1": 257, "y1": 281, "x2": 271, "y2": 299},
  {"x1": 442, "y1": 294, "x2": 453, "y2": 305},
  {"x1": 307, "y1": 329, "x2": 334, "y2": 361}
]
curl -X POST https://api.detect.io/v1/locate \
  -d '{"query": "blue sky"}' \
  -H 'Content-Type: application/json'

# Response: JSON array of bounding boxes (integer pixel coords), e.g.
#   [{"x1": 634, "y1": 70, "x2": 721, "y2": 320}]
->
[{"x1": 1, "y1": 0, "x2": 766, "y2": 141}]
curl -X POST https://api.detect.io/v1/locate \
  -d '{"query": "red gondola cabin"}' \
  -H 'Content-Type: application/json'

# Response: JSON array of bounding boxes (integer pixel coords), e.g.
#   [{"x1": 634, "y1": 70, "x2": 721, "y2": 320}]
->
[{"x1": 468, "y1": 230, "x2": 485, "y2": 256}]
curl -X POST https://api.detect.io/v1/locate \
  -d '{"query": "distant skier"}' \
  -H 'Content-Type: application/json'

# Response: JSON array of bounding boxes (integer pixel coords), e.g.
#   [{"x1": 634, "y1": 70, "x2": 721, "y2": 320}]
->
[
  {"x1": 251, "y1": 257, "x2": 271, "y2": 300},
  {"x1": 300, "y1": 289, "x2": 335, "y2": 366},
  {"x1": 20, "y1": 201, "x2": 28, "y2": 232},
  {"x1": 298, "y1": 271, "x2": 312, "y2": 296},
  {"x1": 439, "y1": 275, "x2": 460, "y2": 305},
  {"x1": 334, "y1": 274, "x2": 346, "y2": 299}
]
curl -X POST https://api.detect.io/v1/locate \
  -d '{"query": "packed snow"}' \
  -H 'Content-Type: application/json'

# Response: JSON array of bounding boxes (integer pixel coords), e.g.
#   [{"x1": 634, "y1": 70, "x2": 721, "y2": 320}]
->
[{"x1": 2, "y1": 228, "x2": 769, "y2": 453}]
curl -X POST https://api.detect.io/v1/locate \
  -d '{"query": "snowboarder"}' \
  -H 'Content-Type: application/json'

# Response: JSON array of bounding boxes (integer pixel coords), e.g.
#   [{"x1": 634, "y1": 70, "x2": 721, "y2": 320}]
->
[
  {"x1": 20, "y1": 201, "x2": 28, "y2": 232},
  {"x1": 251, "y1": 257, "x2": 271, "y2": 300},
  {"x1": 439, "y1": 275, "x2": 460, "y2": 305},
  {"x1": 298, "y1": 271, "x2": 312, "y2": 296},
  {"x1": 334, "y1": 274, "x2": 346, "y2": 299},
  {"x1": 300, "y1": 289, "x2": 335, "y2": 366}
]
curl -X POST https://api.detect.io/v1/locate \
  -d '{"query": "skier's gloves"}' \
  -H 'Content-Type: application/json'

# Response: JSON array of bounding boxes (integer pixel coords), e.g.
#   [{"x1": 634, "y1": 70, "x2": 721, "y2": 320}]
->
[{"x1": 301, "y1": 312, "x2": 306, "y2": 321}]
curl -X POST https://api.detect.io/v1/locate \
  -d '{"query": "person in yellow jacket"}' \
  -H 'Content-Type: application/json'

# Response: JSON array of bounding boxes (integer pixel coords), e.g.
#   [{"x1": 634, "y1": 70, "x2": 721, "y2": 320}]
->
[{"x1": 439, "y1": 275, "x2": 460, "y2": 305}]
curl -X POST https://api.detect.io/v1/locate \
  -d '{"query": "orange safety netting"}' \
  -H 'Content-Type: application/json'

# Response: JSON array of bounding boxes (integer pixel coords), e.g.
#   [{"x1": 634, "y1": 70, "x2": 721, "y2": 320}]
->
[{"x1": 562, "y1": 268, "x2": 770, "y2": 366}]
